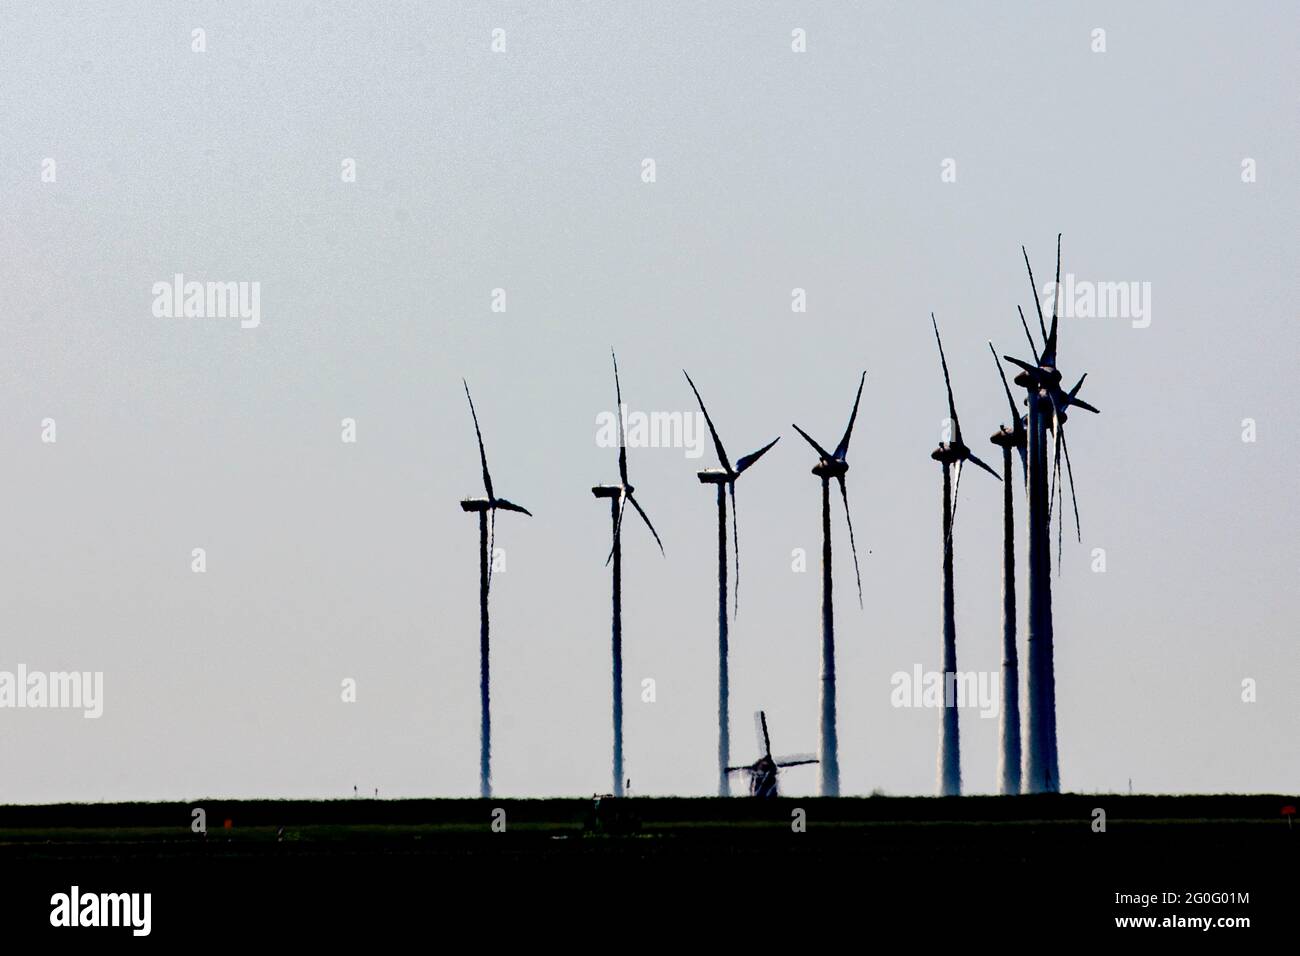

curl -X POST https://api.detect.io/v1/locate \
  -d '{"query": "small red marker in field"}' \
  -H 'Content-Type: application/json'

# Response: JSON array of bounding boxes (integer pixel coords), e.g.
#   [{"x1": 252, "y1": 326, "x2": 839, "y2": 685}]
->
[
  {"x1": 1283, "y1": 806, "x2": 1295, "y2": 829},
  {"x1": 223, "y1": 818, "x2": 233, "y2": 831}
]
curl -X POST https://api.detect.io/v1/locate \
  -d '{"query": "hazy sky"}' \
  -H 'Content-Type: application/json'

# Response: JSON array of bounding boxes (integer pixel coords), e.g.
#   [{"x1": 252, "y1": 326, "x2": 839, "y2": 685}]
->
[{"x1": 1, "y1": 2, "x2": 1296, "y2": 802}]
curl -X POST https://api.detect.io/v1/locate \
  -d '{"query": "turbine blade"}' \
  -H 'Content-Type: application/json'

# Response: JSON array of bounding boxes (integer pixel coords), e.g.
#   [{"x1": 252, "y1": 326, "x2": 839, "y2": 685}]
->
[
  {"x1": 945, "y1": 460, "x2": 963, "y2": 557},
  {"x1": 1017, "y1": 306, "x2": 1041, "y2": 365},
  {"x1": 1022, "y1": 245, "x2": 1049, "y2": 347},
  {"x1": 1044, "y1": 233, "x2": 1061, "y2": 366},
  {"x1": 1017, "y1": 442, "x2": 1028, "y2": 490},
  {"x1": 835, "y1": 474, "x2": 864, "y2": 609},
  {"x1": 753, "y1": 712, "x2": 767, "y2": 755},
  {"x1": 683, "y1": 370, "x2": 731, "y2": 473},
  {"x1": 989, "y1": 341, "x2": 1018, "y2": 423},
  {"x1": 1068, "y1": 394, "x2": 1100, "y2": 415},
  {"x1": 775, "y1": 755, "x2": 819, "y2": 767},
  {"x1": 759, "y1": 711, "x2": 772, "y2": 759},
  {"x1": 612, "y1": 350, "x2": 628, "y2": 485},
  {"x1": 1061, "y1": 429, "x2": 1082, "y2": 542},
  {"x1": 932, "y1": 315, "x2": 961, "y2": 443},
  {"x1": 833, "y1": 371, "x2": 866, "y2": 460},
  {"x1": 463, "y1": 380, "x2": 494, "y2": 500},
  {"x1": 1067, "y1": 373, "x2": 1088, "y2": 399},
  {"x1": 791, "y1": 424, "x2": 833, "y2": 462},
  {"x1": 735, "y1": 436, "x2": 779, "y2": 474},
  {"x1": 966, "y1": 451, "x2": 1002, "y2": 481},
  {"x1": 492, "y1": 498, "x2": 532, "y2": 516},
  {"x1": 626, "y1": 493, "x2": 665, "y2": 555},
  {"x1": 1003, "y1": 355, "x2": 1038, "y2": 376},
  {"x1": 729, "y1": 482, "x2": 740, "y2": 620},
  {"x1": 605, "y1": 492, "x2": 627, "y2": 566},
  {"x1": 486, "y1": 507, "x2": 496, "y2": 594}
]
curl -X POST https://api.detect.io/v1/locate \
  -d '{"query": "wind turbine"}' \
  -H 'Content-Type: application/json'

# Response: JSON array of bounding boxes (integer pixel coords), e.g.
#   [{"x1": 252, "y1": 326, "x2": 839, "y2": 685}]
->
[
  {"x1": 1002, "y1": 235, "x2": 1100, "y2": 794},
  {"x1": 791, "y1": 372, "x2": 866, "y2": 797},
  {"x1": 460, "y1": 381, "x2": 532, "y2": 799},
  {"x1": 683, "y1": 370, "x2": 779, "y2": 798},
  {"x1": 930, "y1": 316, "x2": 1000, "y2": 797},
  {"x1": 988, "y1": 340, "x2": 1026, "y2": 796},
  {"x1": 726, "y1": 711, "x2": 819, "y2": 798},
  {"x1": 592, "y1": 350, "x2": 664, "y2": 797}
]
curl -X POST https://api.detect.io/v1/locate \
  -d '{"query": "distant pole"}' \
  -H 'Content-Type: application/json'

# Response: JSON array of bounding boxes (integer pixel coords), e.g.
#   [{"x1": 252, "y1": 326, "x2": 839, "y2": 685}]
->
[
  {"x1": 939, "y1": 463, "x2": 961, "y2": 796},
  {"x1": 716, "y1": 485, "x2": 731, "y2": 797},
  {"x1": 819, "y1": 476, "x2": 840, "y2": 797},
  {"x1": 1024, "y1": 390, "x2": 1059, "y2": 792},
  {"x1": 998, "y1": 444, "x2": 1022, "y2": 796},
  {"x1": 478, "y1": 509, "x2": 491, "y2": 799},
  {"x1": 611, "y1": 499, "x2": 624, "y2": 797}
]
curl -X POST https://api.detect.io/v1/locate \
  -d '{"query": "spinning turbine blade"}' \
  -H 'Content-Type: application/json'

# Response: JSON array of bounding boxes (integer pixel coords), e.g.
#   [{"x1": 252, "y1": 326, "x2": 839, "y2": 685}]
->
[
  {"x1": 729, "y1": 482, "x2": 741, "y2": 619},
  {"x1": 683, "y1": 370, "x2": 731, "y2": 473},
  {"x1": 463, "y1": 380, "x2": 494, "y2": 500},
  {"x1": 1044, "y1": 233, "x2": 1061, "y2": 366},
  {"x1": 612, "y1": 350, "x2": 628, "y2": 485},
  {"x1": 735, "y1": 437, "x2": 779, "y2": 475},
  {"x1": 627, "y1": 493, "x2": 665, "y2": 555},
  {"x1": 967, "y1": 451, "x2": 1002, "y2": 481},
  {"x1": 1068, "y1": 394, "x2": 1100, "y2": 415},
  {"x1": 833, "y1": 371, "x2": 866, "y2": 460},
  {"x1": 989, "y1": 341, "x2": 1019, "y2": 424},
  {"x1": 836, "y1": 475, "x2": 864, "y2": 609},
  {"x1": 932, "y1": 315, "x2": 961, "y2": 443},
  {"x1": 1003, "y1": 355, "x2": 1039, "y2": 377},
  {"x1": 605, "y1": 492, "x2": 628, "y2": 566},
  {"x1": 486, "y1": 506, "x2": 496, "y2": 593},
  {"x1": 759, "y1": 712, "x2": 772, "y2": 759},
  {"x1": 1017, "y1": 306, "x2": 1041, "y2": 365},
  {"x1": 1022, "y1": 245, "x2": 1049, "y2": 348},
  {"x1": 1060, "y1": 430, "x2": 1082, "y2": 542},
  {"x1": 945, "y1": 460, "x2": 964, "y2": 557},
  {"x1": 791, "y1": 424, "x2": 833, "y2": 462},
  {"x1": 492, "y1": 499, "x2": 532, "y2": 516}
]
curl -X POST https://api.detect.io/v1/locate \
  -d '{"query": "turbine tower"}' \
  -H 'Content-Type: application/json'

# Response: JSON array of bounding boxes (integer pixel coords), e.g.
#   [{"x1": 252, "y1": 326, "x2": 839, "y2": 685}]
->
[
  {"x1": 683, "y1": 370, "x2": 779, "y2": 797},
  {"x1": 1002, "y1": 236, "x2": 1099, "y2": 793},
  {"x1": 460, "y1": 381, "x2": 532, "y2": 799},
  {"x1": 930, "y1": 317, "x2": 1000, "y2": 797},
  {"x1": 592, "y1": 350, "x2": 664, "y2": 797},
  {"x1": 791, "y1": 372, "x2": 866, "y2": 797},
  {"x1": 988, "y1": 340, "x2": 1027, "y2": 796}
]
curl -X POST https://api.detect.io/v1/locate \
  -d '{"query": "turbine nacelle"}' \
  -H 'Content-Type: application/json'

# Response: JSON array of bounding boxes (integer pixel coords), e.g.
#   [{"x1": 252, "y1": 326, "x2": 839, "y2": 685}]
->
[
  {"x1": 695, "y1": 468, "x2": 733, "y2": 485},
  {"x1": 591, "y1": 484, "x2": 624, "y2": 499},
  {"x1": 811, "y1": 458, "x2": 849, "y2": 479},
  {"x1": 990, "y1": 421, "x2": 1027, "y2": 449},
  {"x1": 930, "y1": 442, "x2": 970, "y2": 465}
]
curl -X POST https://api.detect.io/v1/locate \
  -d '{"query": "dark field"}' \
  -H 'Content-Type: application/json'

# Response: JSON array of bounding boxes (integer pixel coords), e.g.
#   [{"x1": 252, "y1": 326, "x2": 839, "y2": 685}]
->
[{"x1": 1, "y1": 794, "x2": 1292, "y2": 938}]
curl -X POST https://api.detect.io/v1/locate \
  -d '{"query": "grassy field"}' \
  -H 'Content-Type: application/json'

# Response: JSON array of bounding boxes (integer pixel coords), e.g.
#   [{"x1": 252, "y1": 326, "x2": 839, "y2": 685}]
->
[{"x1": 1, "y1": 794, "x2": 1291, "y2": 937}]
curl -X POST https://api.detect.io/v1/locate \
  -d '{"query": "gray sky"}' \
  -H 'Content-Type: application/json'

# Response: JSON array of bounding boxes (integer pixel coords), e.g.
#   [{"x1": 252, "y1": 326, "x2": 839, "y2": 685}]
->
[{"x1": 1, "y1": 2, "x2": 1296, "y2": 802}]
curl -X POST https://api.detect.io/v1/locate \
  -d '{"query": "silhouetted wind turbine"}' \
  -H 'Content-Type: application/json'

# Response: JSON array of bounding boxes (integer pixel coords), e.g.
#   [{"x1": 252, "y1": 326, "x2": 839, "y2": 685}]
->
[
  {"x1": 683, "y1": 370, "x2": 779, "y2": 797},
  {"x1": 1002, "y1": 235, "x2": 1099, "y2": 793},
  {"x1": 460, "y1": 381, "x2": 532, "y2": 799},
  {"x1": 791, "y1": 372, "x2": 866, "y2": 797},
  {"x1": 592, "y1": 351, "x2": 664, "y2": 797},
  {"x1": 988, "y1": 340, "x2": 1026, "y2": 796},
  {"x1": 930, "y1": 317, "x2": 1000, "y2": 797}
]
